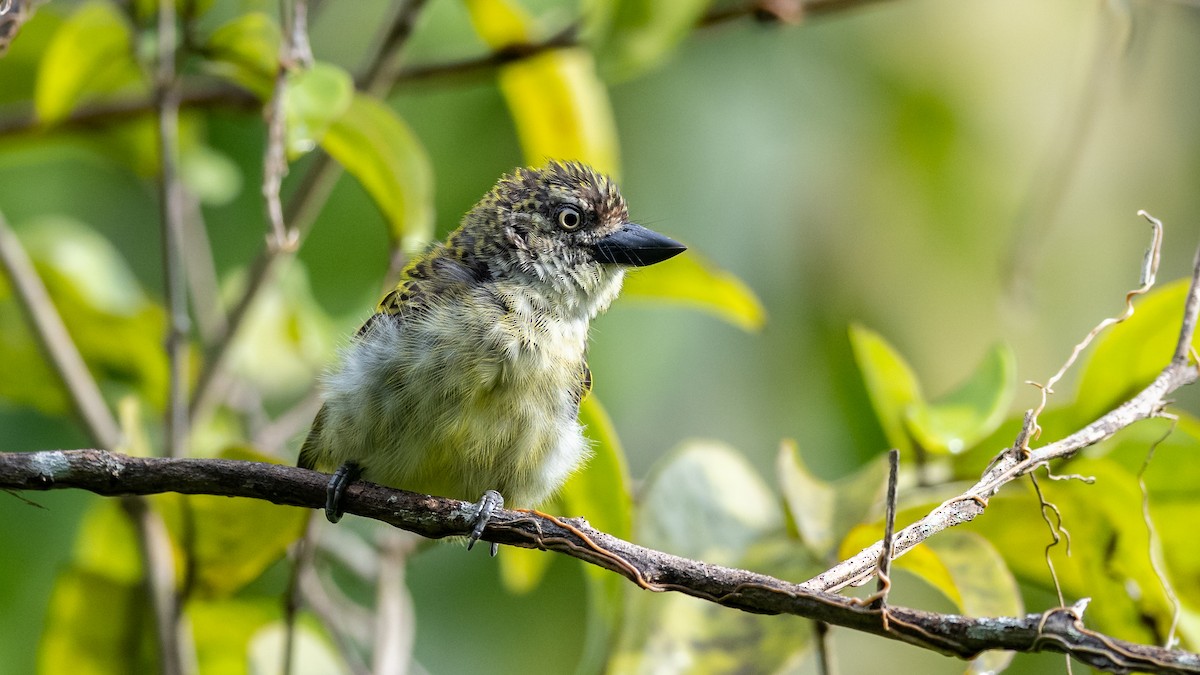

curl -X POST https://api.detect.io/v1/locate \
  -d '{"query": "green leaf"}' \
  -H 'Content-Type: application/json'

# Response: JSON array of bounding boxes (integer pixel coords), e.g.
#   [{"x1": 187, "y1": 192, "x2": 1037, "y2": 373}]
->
[
  {"x1": 38, "y1": 568, "x2": 156, "y2": 675},
  {"x1": 613, "y1": 441, "x2": 815, "y2": 674},
  {"x1": 567, "y1": 397, "x2": 633, "y2": 541},
  {"x1": 590, "y1": 0, "x2": 712, "y2": 82},
  {"x1": 639, "y1": 439, "x2": 781, "y2": 563},
  {"x1": 285, "y1": 62, "x2": 354, "y2": 158},
  {"x1": 496, "y1": 541, "x2": 553, "y2": 595},
  {"x1": 39, "y1": 500, "x2": 156, "y2": 674},
  {"x1": 222, "y1": 263, "x2": 334, "y2": 402},
  {"x1": 969, "y1": 457, "x2": 1197, "y2": 647},
  {"x1": 35, "y1": 0, "x2": 144, "y2": 124},
  {"x1": 565, "y1": 397, "x2": 632, "y2": 675},
  {"x1": 905, "y1": 343, "x2": 1016, "y2": 455},
  {"x1": 1089, "y1": 415, "x2": 1200, "y2": 611},
  {"x1": 1073, "y1": 279, "x2": 1191, "y2": 425},
  {"x1": 70, "y1": 498, "x2": 145, "y2": 582},
  {"x1": 0, "y1": 217, "x2": 168, "y2": 415},
  {"x1": 465, "y1": 0, "x2": 621, "y2": 177},
  {"x1": 777, "y1": 440, "x2": 888, "y2": 558},
  {"x1": 849, "y1": 324, "x2": 923, "y2": 454},
  {"x1": 160, "y1": 446, "x2": 310, "y2": 598},
  {"x1": 925, "y1": 533, "x2": 1022, "y2": 674},
  {"x1": 609, "y1": 542, "x2": 817, "y2": 675},
  {"x1": 320, "y1": 94, "x2": 435, "y2": 253},
  {"x1": 201, "y1": 11, "x2": 281, "y2": 98},
  {"x1": 246, "y1": 618, "x2": 350, "y2": 675},
  {"x1": 133, "y1": 0, "x2": 220, "y2": 24},
  {"x1": 621, "y1": 252, "x2": 766, "y2": 332},
  {"x1": 180, "y1": 142, "x2": 244, "y2": 207},
  {"x1": 190, "y1": 598, "x2": 278, "y2": 675}
]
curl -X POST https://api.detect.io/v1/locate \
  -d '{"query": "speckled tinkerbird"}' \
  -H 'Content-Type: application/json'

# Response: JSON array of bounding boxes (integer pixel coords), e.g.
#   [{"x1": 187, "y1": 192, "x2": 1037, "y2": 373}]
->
[{"x1": 299, "y1": 161, "x2": 685, "y2": 554}]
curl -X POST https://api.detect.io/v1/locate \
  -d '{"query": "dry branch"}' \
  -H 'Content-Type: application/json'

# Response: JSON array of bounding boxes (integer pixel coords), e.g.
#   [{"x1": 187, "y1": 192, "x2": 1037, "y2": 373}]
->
[{"x1": 0, "y1": 449, "x2": 1197, "y2": 673}]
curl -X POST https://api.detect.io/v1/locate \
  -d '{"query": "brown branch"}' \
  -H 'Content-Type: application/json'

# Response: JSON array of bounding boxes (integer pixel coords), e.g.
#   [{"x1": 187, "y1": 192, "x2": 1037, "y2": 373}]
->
[
  {"x1": 1, "y1": 449, "x2": 1197, "y2": 674},
  {"x1": 149, "y1": 1, "x2": 192, "y2": 672},
  {"x1": 156, "y1": 0, "x2": 190, "y2": 462},
  {"x1": 0, "y1": 210, "x2": 121, "y2": 448},
  {"x1": 188, "y1": 0, "x2": 431, "y2": 425},
  {"x1": 0, "y1": 0, "x2": 898, "y2": 139}
]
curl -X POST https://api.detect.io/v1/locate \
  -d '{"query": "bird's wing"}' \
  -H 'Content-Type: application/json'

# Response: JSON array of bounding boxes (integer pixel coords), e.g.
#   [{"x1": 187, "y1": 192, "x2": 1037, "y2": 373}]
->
[
  {"x1": 573, "y1": 360, "x2": 592, "y2": 407},
  {"x1": 372, "y1": 252, "x2": 488, "y2": 323},
  {"x1": 298, "y1": 402, "x2": 328, "y2": 470}
]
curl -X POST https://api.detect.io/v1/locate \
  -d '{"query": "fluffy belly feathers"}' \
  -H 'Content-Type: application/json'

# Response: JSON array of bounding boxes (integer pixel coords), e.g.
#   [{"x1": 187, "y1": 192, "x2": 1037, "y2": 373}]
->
[{"x1": 317, "y1": 307, "x2": 591, "y2": 507}]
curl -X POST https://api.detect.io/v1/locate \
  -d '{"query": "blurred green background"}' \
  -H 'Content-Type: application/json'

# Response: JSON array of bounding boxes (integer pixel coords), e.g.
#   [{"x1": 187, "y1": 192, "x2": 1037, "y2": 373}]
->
[{"x1": 3, "y1": 0, "x2": 1200, "y2": 673}]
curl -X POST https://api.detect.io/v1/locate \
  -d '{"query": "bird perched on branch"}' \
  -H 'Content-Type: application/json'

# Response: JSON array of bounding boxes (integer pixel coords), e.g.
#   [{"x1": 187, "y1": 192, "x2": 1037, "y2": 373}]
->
[{"x1": 299, "y1": 161, "x2": 685, "y2": 553}]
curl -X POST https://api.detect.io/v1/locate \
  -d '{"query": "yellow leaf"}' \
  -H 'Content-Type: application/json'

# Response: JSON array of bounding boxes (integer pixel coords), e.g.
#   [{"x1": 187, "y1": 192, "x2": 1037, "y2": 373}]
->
[
  {"x1": 35, "y1": 0, "x2": 143, "y2": 124},
  {"x1": 498, "y1": 49, "x2": 621, "y2": 177},
  {"x1": 321, "y1": 94, "x2": 435, "y2": 253},
  {"x1": 622, "y1": 252, "x2": 766, "y2": 332},
  {"x1": 465, "y1": 0, "x2": 620, "y2": 176},
  {"x1": 463, "y1": 0, "x2": 531, "y2": 46}
]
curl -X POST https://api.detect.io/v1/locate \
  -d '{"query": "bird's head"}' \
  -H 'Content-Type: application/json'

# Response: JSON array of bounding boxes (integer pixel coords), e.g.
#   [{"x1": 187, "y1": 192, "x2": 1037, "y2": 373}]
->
[{"x1": 454, "y1": 161, "x2": 685, "y2": 313}]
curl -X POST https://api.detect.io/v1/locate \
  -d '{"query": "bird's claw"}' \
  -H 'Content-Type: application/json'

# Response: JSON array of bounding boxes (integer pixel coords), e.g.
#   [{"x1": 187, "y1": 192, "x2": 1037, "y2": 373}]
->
[
  {"x1": 324, "y1": 462, "x2": 361, "y2": 523},
  {"x1": 467, "y1": 489, "x2": 503, "y2": 557}
]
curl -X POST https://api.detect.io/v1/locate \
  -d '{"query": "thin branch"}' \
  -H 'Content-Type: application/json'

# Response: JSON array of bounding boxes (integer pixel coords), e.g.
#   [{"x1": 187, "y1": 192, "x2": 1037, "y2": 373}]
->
[
  {"x1": 1139, "y1": 414, "x2": 1182, "y2": 648},
  {"x1": 2, "y1": 449, "x2": 1199, "y2": 674},
  {"x1": 361, "y1": 0, "x2": 430, "y2": 97},
  {"x1": 0, "y1": 0, "x2": 901, "y2": 139},
  {"x1": 150, "y1": 2, "x2": 192, "y2": 673},
  {"x1": 298, "y1": 555, "x2": 372, "y2": 675},
  {"x1": 371, "y1": 529, "x2": 417, "y2": 675},
  {"x1": 122, "y1": 494, "x2": 187, "y2": 675},
  {"x1": 181, "y1": 198, "x2": 225, "y2": 345},
  {"x1": 0, "y1": 210, "x2": 121, "y2": 448},
  {"x1": 814, "y1": 620, "x2": 836, "y2": 675},
  {"x1": 868, "y1": 448, "x2": 900, "y2": 613},
  {"x1": 0, "y1": 83, "x2": 260, "y2": 138},
  {"x1": 801, "y1": 234, "x2": 1200, "y2": 596},
  {"x1": 1025, "y1": 212, "x2": 1163, "y2": 441},
  {"x1": 189, "y1": 0, "x2": 431, "y2": 424},
  {"x1": 261, "y1": 0, "x2": 311, "y2": 255},
  {"x1": 156, "y1": 0, "x2": 190, "y2": 461}
]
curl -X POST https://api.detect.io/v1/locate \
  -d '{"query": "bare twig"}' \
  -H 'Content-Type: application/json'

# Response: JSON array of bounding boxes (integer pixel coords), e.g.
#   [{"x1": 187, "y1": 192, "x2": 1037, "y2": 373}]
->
[
  {"x1": 802, "y1": 234, "x2": 1200, "y2": 595},
  {"x1": 0, "y1": 211, "x2": 121, "y2": 448},
  {"x1": 1139, "y1": 414, "x2": 1182, "y2": 648},
  {"x1": 1029, "y1": 470, "x2": 1068, "y2": 607},
  {"x1": 261, "y1": 0, "x2": 311, "y2": 255},
  {"x1": 282, "y1": 516, "x2": 314, "y2": 675},
  {"x1": 361, "y1": 0, "x2": 430, "y2": 96},
  {"x1": 181, "y1": 198, "x2": 225, "y2": 346},
  {"x1": 122, "y1": 494, "x2": 187, "y2": 675},
  {"x1": 868, "y1": 449, "x2": 900, "y2": 614},
  {"x1": 372, "y1": 529, "x2": 418, "y2": 674},
  {"x1": 2, "y1": 449, "x2": 1199, "y2": 674},
  {"x1": 298, "y1": 563, "x2": 372, "y2": 675},
  {"x1": 155, "y1": 0, "x2": 190, "y2": 461},
  {"x1": 0, "y1": 0, "x2": 902, "y2": 139},
  {"x1": 150, "y1": 2, "x2": 192, "y2": 673},
  {"x1": 814, "y1": 621, "x2": 836, "y2": 675},
  {"x1": 189, "y1": 0, "x2": 431, "y2": 424},
  {"x1": 1025, "y1": 212, "x2": 1164, "y2": 443}
]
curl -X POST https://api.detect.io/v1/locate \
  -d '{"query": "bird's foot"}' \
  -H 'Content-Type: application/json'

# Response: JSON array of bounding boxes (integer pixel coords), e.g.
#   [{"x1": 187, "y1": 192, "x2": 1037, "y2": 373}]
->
[
  {"x1": 324, "y1": 462, "x2": 362, "y2": 523},
  {"x1": 467, "y1": 489, "x2": 503, "y2": 557}
]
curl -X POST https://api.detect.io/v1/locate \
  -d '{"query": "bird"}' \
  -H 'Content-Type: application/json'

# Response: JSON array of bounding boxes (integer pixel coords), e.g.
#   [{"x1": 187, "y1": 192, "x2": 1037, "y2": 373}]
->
[{"x1": 298, "y1": 160, "x2": 685, "y2": 553}]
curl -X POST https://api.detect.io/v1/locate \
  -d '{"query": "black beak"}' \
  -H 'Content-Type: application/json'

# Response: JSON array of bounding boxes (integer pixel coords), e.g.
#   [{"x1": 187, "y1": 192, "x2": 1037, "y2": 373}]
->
[{"x1": 591, "y1": 223, "x2": 686, "y2": 267}]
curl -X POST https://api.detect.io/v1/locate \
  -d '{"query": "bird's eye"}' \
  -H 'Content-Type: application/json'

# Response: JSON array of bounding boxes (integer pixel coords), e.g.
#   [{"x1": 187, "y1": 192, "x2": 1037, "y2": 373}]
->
[{"x1": 557, "y1": 206, "x2": 582, "y2": 231}]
